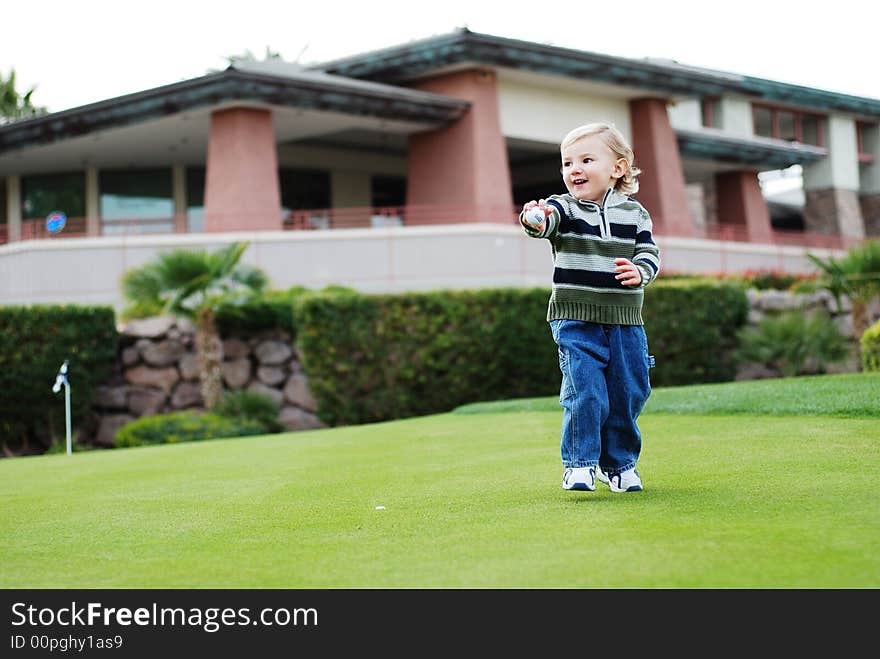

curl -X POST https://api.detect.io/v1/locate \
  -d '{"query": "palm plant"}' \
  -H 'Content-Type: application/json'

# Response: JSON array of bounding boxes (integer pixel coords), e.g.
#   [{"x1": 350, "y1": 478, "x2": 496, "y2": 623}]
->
[
  {"x1": 807, "y1": 239, "x2": 880, "y2": 350},
  {"x1": 735, "y1": 310, "x2": 851, "y2": 377},
  {"x1": 0, "y1": 68, "x2": 47, "y2": 124},
  {"x1": 121, "y1": 241, "x2": 269, "y2": 408}
]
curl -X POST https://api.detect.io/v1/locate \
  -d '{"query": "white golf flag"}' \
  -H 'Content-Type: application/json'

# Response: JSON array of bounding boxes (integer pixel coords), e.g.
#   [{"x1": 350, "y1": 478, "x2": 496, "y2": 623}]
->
[{"x1": 52, "y1": 360, "x2": 69, "y2": 393}]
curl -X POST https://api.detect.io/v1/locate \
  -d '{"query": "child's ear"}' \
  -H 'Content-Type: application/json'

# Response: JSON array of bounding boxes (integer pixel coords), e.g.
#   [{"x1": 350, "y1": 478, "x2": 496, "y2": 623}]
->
[{"x1": 614, "y1": 158, "x2": 627, "y2": 179}]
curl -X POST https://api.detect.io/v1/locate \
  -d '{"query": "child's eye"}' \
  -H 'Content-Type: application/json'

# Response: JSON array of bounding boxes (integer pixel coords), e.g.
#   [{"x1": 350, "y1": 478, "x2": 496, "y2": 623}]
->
[
  {"x1": 583, "y1": 158, "x2": 593, "y2": 164},
  {"x1": 562, "y1": 162, "x2": 571, "y2": 168}
]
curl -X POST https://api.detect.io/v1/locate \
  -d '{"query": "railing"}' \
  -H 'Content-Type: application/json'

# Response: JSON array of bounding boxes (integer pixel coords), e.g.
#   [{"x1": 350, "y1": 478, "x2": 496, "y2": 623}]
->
[
  {"x1": 0, "y1": 206, "x2": 861, "y2": 255},
  {"x1": 10, "y1": 215, "x2": 190, "y2": 243},
  {"x1": 19, "y1": 216, "x2": 90, "y2": 241},
  {"x1": 660, "y1": 221, "x2": 853, "y2": 250},
  {"x1": 281, "y1": 204, "x2": 520, "y2": 230}
]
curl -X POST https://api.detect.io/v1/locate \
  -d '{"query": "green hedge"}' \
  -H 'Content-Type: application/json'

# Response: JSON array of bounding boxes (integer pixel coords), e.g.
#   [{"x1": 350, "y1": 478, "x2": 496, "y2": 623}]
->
[
  {"x1": 642, "y1": 278, "x2": 749, "y2": 386},
  {"x1": 0, "y1": 305, "x2": 117, "y2": 454},
  {"x1": 861, "y1": 319, "x2": 880, "y2": 372},
  {"x1": 293, "y1": 280, "x2": 749, "y2": 426},
  {"x1": 215, "y1": 286, "x2": 309, "y2": 337},
  {"x1": 294, "y1": 288, "x2": 559, "y2": 426}
]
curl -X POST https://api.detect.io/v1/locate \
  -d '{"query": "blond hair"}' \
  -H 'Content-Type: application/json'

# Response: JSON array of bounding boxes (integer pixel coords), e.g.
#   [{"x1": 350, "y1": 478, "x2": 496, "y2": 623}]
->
[{"x1": 561, "y1": 123, "x2": 641, "y2": 195}]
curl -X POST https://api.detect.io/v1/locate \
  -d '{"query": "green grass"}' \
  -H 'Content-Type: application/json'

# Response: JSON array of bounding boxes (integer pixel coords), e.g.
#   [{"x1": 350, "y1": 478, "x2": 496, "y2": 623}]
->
[
  {"x1": 454, "y1": 372, "x2": 880, "y2": 418},
  {"x1": 1, "y1": 373, "x2": 878, "y2": 588}
]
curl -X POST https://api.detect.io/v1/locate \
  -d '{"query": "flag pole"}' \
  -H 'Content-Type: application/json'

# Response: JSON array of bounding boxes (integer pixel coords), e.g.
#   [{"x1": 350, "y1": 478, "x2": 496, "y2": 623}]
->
[
  {"x1": 52, "y1": 360, "x2": 71, "y2": 455},
  {"x1": 64, "y1": 377, "x2": 72, "y2": 455}
]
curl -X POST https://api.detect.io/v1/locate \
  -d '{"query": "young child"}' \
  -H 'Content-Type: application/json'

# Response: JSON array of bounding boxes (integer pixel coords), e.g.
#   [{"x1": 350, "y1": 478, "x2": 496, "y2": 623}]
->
[{"x1": 520, "y1": 122, "x2": 660, "y2": 493}]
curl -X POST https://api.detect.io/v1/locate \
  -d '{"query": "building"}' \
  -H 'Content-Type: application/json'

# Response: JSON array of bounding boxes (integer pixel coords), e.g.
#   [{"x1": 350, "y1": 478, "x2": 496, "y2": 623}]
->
[{"x1": 2, "y1": 29, "x2": 878, "y2": 307}]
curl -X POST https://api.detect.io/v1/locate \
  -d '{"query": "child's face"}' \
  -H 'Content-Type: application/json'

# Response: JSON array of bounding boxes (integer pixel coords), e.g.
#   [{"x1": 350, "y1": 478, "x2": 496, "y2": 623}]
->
[{"x1": 560, "y1": 134, "x2": 627, "y2": 202}]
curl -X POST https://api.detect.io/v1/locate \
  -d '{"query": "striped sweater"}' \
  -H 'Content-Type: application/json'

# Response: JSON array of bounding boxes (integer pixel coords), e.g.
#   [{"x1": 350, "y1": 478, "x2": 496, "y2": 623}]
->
[{"x1": 521, "y1": 188, "x2": 661, "y2": 325}]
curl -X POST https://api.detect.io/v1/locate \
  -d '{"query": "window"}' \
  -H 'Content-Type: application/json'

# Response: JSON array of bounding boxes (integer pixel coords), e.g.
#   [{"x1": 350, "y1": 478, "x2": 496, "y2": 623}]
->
[
  {"x1": 801, "y1": 115, "x2": 820, "y2": 146},
  {"x1": 752, "y1": 104, "x2": 825, "y2": 146},
  {"x1": 371, "y1": 176, "x2": 406, "y2": 207},
  {"x1": 0, "y1": 179, "x2": 6, "y2": 224},
  {"x1": 778, "y1": 111, "x2": 796, "y2": 142},
  {"x1": 100, "y1": 169, "x2": 173, "y2": 233},
  {"x1": 21, "y1": 172, "x2": 86, "y2": 220},
  {"x1": 753, "y1": 106, "x2": 773, "y2": 138},
  {"x1": 701, "y1": 97, "x2": 722, "y2": 129},
  {"x1": 279, "y1": 168, "x2": 330, "y2": 212},
  {"x1": 186, "y1": 167, "x2": 205, "y2": 232},
  {"x1": 857, "y1": 121, "x2": 877, "y2": 163},
  {"x1": 370, "y1": 176, "x2": 406, "y2": 227}
]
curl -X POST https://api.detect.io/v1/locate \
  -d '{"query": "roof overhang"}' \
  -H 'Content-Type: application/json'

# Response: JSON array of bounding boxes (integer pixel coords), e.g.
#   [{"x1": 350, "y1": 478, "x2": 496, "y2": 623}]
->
[
  {"x1": 0, "y1": 66, "x2": 469, "y2": 174},
  {"x1": 676, "y1": 128, "x2": 827, "y2": 170},
  {"x1": 317, "y1": 29, "x2": 745, "y2": 98},
  {"x1": 317, "y1": 29, "x2": 880, "y2": 117}
]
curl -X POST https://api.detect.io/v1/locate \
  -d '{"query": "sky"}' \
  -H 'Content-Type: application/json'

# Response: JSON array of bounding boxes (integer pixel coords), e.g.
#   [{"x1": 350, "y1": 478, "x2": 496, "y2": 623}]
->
[{"x1": 3, "y1": 0, "x2": 880, "y2": 114}]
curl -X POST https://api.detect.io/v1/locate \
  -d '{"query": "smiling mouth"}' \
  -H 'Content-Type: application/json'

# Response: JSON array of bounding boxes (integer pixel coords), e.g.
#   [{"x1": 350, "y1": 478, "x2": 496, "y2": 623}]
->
[{"x1": 572, "y1": 178, "x2": 587, "y2": 185}]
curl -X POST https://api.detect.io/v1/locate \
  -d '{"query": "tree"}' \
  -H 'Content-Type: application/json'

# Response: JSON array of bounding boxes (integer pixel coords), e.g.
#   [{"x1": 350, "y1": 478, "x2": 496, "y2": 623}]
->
[
  {"x1": 224, "y1": 46, "x2": 283, "y2": 66},
  {"x1": 0, "y1": 68, "x2": 47, "y2": 124},
  {"x1": 120, "y1": 241, "x2": 269, "y2": 408},
  {"x1": 808, "y1": 239, "x2": 880, "y2": 356}
]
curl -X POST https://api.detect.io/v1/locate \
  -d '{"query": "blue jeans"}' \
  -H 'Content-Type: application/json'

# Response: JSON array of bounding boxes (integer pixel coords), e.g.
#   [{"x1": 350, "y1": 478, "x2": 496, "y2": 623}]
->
[{"x1": 549, "y1": 320, "x2": 653, "y2": 475}]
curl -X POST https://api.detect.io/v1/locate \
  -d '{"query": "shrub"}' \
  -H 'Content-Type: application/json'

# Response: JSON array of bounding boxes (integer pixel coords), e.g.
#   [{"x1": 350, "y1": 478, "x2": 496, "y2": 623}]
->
[
  {"x1": 736, "y1": 310, "x2": 851, "y2": 377},
  {"x1": 294, "y1": 287, "x2": 559, "y2": 426},
  {"x1": 642, "y1": 278, "x2": 749, "y2": 386},
  {"x1": 741, "y1": 270, "x2": 804, "y2": 291},
  {"x1": 0, "y1": 305, "x2": 117, "y2": 455},
  {"x1": 215, "y1": 286, "x2": 310, "y2": 337},
  {"x1": 211, "y1": 390, "x2": 282, "y2": 433},
  {"x1": 861, "y1": 319, "x2": 880, "y2": 372},
  {"x1": 293, "y1": 281, "x2": 749, "y2": 426},
  {"x1": 115, "y1": 412, "x2": 267, "y2": 448}
]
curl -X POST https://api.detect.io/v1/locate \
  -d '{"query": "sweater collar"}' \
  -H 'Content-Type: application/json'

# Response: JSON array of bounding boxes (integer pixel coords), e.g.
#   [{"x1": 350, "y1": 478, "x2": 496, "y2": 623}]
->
[{"x1": 568, "y1": 187, "x2": 620, "y2": 208}]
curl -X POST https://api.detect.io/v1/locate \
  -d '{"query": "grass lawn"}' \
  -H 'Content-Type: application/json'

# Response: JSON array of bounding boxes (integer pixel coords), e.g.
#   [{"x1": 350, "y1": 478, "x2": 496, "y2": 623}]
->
[{"x1": 1, "y1": 373, "x2": 877, "y2": 589}]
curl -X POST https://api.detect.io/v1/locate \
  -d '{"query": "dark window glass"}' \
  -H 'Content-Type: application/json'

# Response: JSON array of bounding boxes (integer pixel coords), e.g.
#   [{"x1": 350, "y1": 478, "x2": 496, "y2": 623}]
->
[
  {"x1": 702, "y1": 98, "x2": 721, "y2": 129},
  {"x1": 801, "y1": 115, "x2": 820, "y2": 146},
  {"x1": 0, "y1": 179, "x2": 7, "y2": 224},
  {"x1": 857, "y1": 122, "x2": 877, "y2": 155},
  {"x1": 279, "y1": 168, "x2": 330, "y2": 211},
  {"x1": 371, "y1": 176, "x2": 406, "y2": 207},
  {"x1": 186, "y1": 167, "x2": 205, "y2": 232},
  {"x1": 778, "y1": 111, "x2": 796, "y2": 142},
  {"x1": 100, "y1": 169, "x2": 173, "y2": 233},
  {"x1": 21, "y1": 172, "x2": 86, "y2": 220},
  {"x1": 753, "y1": 106, "x2": 773, "y2": 138}
]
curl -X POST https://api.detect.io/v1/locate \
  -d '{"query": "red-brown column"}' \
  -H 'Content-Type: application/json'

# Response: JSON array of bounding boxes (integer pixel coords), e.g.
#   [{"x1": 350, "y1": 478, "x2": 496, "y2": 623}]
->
[
  {"x1": 629, "y1": 98, "x2": 693, "y2": 237},
  {"x1": 715, "y1": 171, "x2": 774, "y2": 243},
  {"x1": 406, "y1": 69, "x2": 513, "y2": 223},
  {"x1": 204, "y1": 107, "x2": 282, "y2": 232}
]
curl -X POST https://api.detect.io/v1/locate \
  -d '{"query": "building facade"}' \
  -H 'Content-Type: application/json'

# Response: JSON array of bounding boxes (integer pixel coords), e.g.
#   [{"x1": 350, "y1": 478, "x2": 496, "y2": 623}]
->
[{"x1": 1, "y1": 29, "x2": 879, "y2": 306}]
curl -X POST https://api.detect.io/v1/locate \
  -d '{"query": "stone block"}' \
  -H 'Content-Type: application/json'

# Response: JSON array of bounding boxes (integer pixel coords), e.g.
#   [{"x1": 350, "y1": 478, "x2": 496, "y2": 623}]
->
[
  {"x1": 222, "y1": 358, "x2": 251, "y2": 389},
  {"x1": 124, "y1": 365, "x2": 180, "y2": 394}
]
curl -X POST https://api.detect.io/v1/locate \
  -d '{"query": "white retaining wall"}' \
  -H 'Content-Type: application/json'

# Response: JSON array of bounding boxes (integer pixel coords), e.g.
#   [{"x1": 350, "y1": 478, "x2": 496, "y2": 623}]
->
[{"x1": 0, "y1": 224, "x2": 841, "y2": 311}]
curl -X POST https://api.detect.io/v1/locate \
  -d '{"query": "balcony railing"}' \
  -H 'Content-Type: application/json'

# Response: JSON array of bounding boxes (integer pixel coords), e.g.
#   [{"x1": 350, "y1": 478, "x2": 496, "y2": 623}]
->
[{"x1": 0, "y1": 204, "x2": 857, "y2": 252}]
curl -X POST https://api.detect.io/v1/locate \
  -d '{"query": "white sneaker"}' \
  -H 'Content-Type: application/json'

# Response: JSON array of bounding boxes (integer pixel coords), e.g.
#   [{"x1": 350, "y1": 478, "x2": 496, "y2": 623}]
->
[
  {"x1": 562, "y1": 466, "x2": 596, "y2": 491},
  {"x1": 608, "y1": 468, "x2": 643, "y2": 492},
  {"x1": 596, "y1": 466, "x2": 610, "y2": 485}
]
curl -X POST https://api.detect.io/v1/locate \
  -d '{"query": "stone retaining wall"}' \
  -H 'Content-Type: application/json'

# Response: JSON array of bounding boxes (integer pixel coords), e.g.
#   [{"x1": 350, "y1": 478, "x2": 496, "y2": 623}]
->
[
  {"x1": 736, "y1": 288, "x2": 878, "y2": 379},
  {"x1": 91, "y1": 316, "x2": 324, "y2": 447}
]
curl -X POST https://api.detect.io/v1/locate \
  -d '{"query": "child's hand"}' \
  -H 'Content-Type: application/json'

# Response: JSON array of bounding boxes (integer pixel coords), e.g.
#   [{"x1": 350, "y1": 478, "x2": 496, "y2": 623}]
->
[
  {"x1": 522, "y1": 199, "x2": 549, "y2": 230},
  {"x1": 614, "y1": 258, "x2": 642, "y2": 286}
]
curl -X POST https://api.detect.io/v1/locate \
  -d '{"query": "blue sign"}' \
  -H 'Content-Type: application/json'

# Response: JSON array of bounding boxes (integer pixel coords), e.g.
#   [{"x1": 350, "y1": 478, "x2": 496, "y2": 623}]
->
[{"x1": 46, "y1": 211, "x2": 67, "y2": 234}]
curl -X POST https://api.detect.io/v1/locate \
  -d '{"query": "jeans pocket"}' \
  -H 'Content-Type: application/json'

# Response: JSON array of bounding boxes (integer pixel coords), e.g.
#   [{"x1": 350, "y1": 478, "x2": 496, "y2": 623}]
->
[{"x1": 558, "y1": 347, "x2": 576, "y2": 402}]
